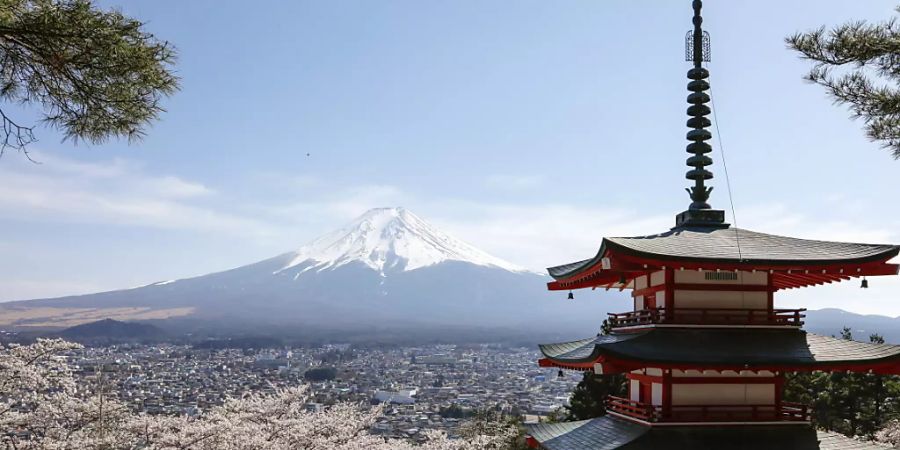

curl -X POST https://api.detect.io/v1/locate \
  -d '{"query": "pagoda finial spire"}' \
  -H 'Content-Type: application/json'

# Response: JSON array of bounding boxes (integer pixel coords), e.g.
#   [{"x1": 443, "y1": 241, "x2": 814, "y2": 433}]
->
[
  {"x1": 685, "y1": 0, "x2": 713, "y2": 210},
  {"x1": 675, "y1": 0, "x2": 727, "y2": 228}
]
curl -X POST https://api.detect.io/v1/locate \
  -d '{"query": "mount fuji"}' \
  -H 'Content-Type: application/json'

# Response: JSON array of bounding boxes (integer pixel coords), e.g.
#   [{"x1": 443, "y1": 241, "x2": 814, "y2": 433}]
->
[
  {"x1": 278, "y1": 207, "x2": 525, "y2": 275},
  {"x1": 0, "y1": 207, "x2": 616, "y2": 336}
]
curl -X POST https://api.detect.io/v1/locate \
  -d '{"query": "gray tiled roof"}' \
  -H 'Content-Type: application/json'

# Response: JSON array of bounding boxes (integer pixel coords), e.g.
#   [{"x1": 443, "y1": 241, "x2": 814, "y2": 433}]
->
[
  {"x1": 527, "y1": 417, "x2": 648, "y2": 449},
  {"x1": 527, "y1": 416, "x2": 891, "y2": 449},
  {"x1": 539, "y1": 329, "x2": 900, "y2": 367},
  {"x1": 547, "y1": 226, "x2": 899, "y2": 279}
]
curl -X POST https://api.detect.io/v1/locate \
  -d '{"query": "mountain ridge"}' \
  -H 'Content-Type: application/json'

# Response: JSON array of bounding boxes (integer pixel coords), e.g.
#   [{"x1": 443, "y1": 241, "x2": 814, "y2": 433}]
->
[
  {"x1": 804, "y1": 308, "x2": 900, "y2": 342},
  {"x1": 0, "y1": 207, "x2": 608, "y2": 334}
]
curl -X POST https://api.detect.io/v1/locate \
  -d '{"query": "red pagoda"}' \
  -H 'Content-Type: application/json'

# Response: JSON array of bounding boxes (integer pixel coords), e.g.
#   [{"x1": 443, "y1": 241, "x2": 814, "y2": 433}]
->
[{"x1": 525, "y1": 2, "x2": 900, "y2": 449}]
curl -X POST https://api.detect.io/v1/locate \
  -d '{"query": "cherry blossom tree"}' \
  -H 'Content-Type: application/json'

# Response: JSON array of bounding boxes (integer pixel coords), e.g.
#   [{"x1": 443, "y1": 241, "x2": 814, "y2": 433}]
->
[
  {"x1": 876, "y1": 419, "x2": 900, "y2": 446},
  {"x1": 1, "y1": 339, "x2": 517, "y2": 449}
]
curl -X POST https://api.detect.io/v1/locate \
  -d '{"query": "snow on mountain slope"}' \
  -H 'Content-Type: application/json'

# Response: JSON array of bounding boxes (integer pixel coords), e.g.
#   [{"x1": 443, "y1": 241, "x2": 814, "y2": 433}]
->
[{"x1": 278, "y1": 207, "x2": 524, "y2": 275}]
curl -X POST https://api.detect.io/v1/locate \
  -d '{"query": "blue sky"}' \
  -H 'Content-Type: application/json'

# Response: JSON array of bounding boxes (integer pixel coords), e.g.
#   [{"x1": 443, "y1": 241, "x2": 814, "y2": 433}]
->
[{"x1": 2, "y1": 1, "x2": 899, "y2": 315}]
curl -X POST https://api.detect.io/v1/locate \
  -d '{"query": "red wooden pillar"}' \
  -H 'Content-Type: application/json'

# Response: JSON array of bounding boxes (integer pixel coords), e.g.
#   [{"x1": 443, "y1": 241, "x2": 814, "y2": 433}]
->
[
  {"x1": 774, "y1": 372, "x2": 784, "y2": 419},
  {"x1": 662, "y1": 369, "x2": 673, "y2": 420}
]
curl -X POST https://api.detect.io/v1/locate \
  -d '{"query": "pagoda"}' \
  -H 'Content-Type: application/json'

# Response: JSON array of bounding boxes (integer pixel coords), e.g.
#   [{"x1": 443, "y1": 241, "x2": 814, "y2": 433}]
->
[{"x1": 525, "y1": 2, "x2": 900, "y2": 449}]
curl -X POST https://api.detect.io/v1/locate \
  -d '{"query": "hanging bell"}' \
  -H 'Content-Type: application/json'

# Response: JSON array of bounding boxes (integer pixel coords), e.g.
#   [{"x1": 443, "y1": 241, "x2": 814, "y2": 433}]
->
[
  {"x1": 567, "y1": 291, "x2": 574, "y2": 300},
  {"x1": 861, "y1": 277, "x2": 869, "y2": 289},
  {"x1": 619, "y1": 274, "x2": 628, "y2": 285},
  {"x1": 557, "y1": 369, "x2": 565, "y2": 379}
]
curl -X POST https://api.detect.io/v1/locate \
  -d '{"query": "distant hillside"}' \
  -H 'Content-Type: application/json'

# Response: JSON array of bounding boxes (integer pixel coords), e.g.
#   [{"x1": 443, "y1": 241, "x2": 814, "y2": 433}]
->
[
  {"x1": 805, "y1": 308, "x2": 900, "y2": 343},
  {"x1": 58, "y1": 318, "x2": 165, "y2": 341}
]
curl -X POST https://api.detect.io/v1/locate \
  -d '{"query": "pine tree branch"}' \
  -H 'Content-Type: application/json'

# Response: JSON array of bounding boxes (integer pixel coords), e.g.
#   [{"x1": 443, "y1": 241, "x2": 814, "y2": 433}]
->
[{"x1": 787, "y1": 9, "x2": 900, "y2": 158}]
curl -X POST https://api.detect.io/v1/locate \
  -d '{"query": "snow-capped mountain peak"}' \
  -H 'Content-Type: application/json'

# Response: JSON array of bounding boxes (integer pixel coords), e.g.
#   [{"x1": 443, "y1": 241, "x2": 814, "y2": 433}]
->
[{"x1": 278, "y1": 207, "x2": 524, "y2": 274}]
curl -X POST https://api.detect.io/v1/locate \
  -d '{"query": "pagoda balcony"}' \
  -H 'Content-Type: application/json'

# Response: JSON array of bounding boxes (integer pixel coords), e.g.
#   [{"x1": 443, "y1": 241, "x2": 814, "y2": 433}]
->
[
  {"x1": 606, "y1": 396, "x2": 810, "y2": 424},
  {"x1": 607, "y1": 308, "x2": 805, "y2": 329}
]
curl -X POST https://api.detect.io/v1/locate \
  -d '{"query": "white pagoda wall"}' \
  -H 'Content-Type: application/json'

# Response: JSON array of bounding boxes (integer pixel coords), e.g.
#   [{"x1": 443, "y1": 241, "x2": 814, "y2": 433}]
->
[
  {"x1": 629, "y1": 368, "x2": 663, "y2": 406},
  {"x1": 670, "y1": 369, "x2": 777, "y2": 406},
  {"x1": 671, "y1": 384, "x2": 775, "y2": 406},
  {"x1": 673, "y1": 290, "x2": 767, "y2": 309},
  {"x1": 652, "y1": 383, "x2": 663, "y2": 405},
  {"x1": 626, "y1": 369, "x2": 779, "y2": 408},
  {"x1": 671, "y1": 270, "x2": 768, "y2": 310},
  {"x1": 633, "y1": 270, "x2": 666, "y2": 311}
]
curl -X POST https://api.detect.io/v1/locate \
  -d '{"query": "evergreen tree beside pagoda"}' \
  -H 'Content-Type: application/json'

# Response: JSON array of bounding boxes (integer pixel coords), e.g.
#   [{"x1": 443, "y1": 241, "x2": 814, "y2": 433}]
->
[
  {"x1": 784, "y1": 328, "x2": 900, "y2": 440},
  {"x1": 788, "y1": 5, "x2": 900, "y2": 159},
  {"x1": 565, "y1": 371, "x2": 627, "y2": 421},
  {"x1": 565, "y1": 319, "x2": 627, "y2": 421}
]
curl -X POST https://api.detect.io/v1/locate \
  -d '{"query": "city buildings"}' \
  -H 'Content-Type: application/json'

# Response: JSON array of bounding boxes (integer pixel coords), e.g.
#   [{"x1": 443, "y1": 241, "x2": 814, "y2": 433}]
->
[{"x1": 66, "y1": 343, "x2": 571, "y2": 441}]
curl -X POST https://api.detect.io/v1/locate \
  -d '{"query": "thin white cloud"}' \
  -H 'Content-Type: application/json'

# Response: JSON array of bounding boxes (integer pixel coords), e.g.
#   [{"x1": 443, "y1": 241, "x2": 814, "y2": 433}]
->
[
  {"x1": 736, "y1": 202, "x2": 898, "y2": 244},
  {"x1": 36, "y1": 154, "x2": 140, "y2": 178},
  {"x1": 142, "y1": 175, "x2": 215, "y2": 198},
  {"x1": 429, "y1": 202, "x2": 670, "y2": 271},
  {"x1": 0, "y1": 153, "x2": 275, "y2": 238}
]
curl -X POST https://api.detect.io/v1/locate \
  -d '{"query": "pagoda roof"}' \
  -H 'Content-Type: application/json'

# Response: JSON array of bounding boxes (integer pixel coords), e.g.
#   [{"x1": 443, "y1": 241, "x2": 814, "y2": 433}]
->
[
  {"x1": 548, "y1": 226, "x2": 899, "y2": 280},
  {"x1": 526, "y1": 415, "x2": 889, "y2": 449},
  {"x1": 538, "y1": 329, "x2": 900, "y2": 373}
]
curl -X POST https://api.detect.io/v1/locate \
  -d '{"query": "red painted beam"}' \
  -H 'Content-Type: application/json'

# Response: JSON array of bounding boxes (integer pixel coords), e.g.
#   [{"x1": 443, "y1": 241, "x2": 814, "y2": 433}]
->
[
  {"x1": 539, "y1": 355, "x2": 900, "y2": 375},
  {"x1": 673, "y1": 283, "x2": 770, "y2": 292},
  {"x1": 548, "y1": 255, "x2": 897, "y2": 292},
  {"x1": 538, "y1": 358, "x2": 594, "y2": 370},
  {"x1": 670, "y1": 376, "x2": 779, "y2": 384},
  {"x1": 610, "y1": 250, "x2": 899, "y2": 276}
]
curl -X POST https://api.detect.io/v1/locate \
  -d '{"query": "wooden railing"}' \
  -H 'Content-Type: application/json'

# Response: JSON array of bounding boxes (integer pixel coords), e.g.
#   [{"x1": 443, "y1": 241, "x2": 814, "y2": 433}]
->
[
  {"x1": 606, "y1": 396, "x2": 810, "y2": 423},
  {"x1": 607, "y1": 395, "x2": 656, "y2": 421},
  {"x1": 607, "y1": 308, "x2": 805, "y2": 328}
]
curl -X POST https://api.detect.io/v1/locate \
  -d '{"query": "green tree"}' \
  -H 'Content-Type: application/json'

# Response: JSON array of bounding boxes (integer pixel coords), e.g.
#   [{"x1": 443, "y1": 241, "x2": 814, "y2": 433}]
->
[
  {"x1": 303, "y1": 366, "x2": 337, "y2": 381},
  {"x1": 564, "y1": 319, "x2": 627, "y2": 421},
  {"x1": 784, "y1": 327, "x2": 900, "y2": 439},
  {"x1": 439, "y1": 403, "x2": 469, "y2": 419},
  {"x1": 857, "y1": 333, "x2": 900, "y2": 438},
  {"x1": 787, "y1": 6, "x2": 900, "y2": 158},
  {"x1": 565, "y1": 371, "x2": 627, "y2": 421},
  {"x1": 0, "y1": 0, "x2": 178, "y2": 156},
  {"x1": 599, "y1": 318, "x2": 613, "y2": 336},
  {"x1": 784, "y1": 370, "x2": 834, "y2": 427}
]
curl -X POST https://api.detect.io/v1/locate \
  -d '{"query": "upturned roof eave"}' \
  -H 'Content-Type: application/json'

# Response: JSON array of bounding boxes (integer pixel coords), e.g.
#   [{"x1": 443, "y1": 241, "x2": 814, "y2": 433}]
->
[
  {"x1": 545, "y1": 230, "x2": 900, "y2": 283},
  {"x1": 538, "y1": 329, "x2": 900, "y2": 370}
]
